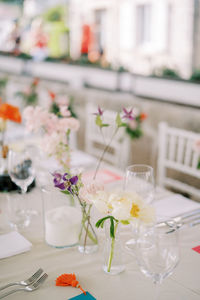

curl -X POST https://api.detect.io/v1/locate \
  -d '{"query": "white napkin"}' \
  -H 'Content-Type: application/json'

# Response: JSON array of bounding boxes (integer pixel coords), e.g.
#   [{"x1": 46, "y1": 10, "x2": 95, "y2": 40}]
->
[
  {"x1": 0, "y1": 231, "x2": 32, "y2": 259},
  {"x1": 154, "y1": 194, "x2": 200, "y2": 221}
]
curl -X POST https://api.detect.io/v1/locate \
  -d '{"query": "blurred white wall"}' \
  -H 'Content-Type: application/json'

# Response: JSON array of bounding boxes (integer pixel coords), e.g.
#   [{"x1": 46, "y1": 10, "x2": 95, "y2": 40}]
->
[{"x1": 69, "y1": 0, "x2": 197, "y2": 78}]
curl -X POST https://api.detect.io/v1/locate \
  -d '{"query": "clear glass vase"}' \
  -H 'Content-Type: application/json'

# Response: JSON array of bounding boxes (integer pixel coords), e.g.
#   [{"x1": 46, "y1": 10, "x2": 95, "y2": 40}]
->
[
  {"x1": 103, "y1": 222, "x2": 125, "y2": 275},
  {"x1": 42, "y1": 186, "x2": 82, "y2": 248},
  {"x1": 78, "y1": 204, "x2": 98, "y2": 254}
]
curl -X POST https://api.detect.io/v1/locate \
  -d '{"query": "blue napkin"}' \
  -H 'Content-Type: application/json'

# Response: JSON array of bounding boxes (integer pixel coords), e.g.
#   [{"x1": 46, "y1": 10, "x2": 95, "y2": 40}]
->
[{"x1": 68, "y1": 292, "x2": 96, "y2": 300}]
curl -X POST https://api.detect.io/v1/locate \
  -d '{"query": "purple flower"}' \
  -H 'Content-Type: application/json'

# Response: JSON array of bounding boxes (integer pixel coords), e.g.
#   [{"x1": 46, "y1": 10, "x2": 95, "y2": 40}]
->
[
  {"x1": 93, "y1": 106, "x2": 104, "y2": 116},
  {"x1": 53, "y1": 172, "x2": 66, "y2": 190},
  {"x1": 52, "y1": 172, "x2": 78, "y2": 193},
  {"x1": 122, "y1": 108, "x2": 134, "y2": 120}
]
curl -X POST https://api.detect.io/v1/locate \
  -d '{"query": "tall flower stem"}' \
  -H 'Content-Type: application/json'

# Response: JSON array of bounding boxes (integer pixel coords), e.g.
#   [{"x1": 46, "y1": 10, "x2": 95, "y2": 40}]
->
[
  {"x1": 79, "y1": 203, "x2": 98, "y2": 249},
  {"x1": 93, "y1": 127, "x2": 119, "y2": 180},
  {"x1": 107, "y1": 221, "x2": 118, "y2": 272}
]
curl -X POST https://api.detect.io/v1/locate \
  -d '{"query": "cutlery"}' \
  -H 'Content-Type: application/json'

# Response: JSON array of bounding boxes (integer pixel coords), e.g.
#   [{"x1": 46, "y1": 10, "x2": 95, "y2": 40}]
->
[
  {"x1": 173, "y1": 208, "x2": 200, "y2": 223},
  {"x1": 0, "y1": 268, "x2": 43, "y2": 291},
  {"x1": 0, "y1": 273, "x2": 48, "y2": 299}
]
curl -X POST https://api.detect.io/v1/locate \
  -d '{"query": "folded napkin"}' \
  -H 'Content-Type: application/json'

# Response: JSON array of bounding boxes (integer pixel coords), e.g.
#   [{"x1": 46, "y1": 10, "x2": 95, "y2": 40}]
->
[
  {"x1": 154, "y1": 194, "x2": 200, "y2": 221},
  {"x1": 0, "y1": 231, "x2": 32, "y2": 259}
]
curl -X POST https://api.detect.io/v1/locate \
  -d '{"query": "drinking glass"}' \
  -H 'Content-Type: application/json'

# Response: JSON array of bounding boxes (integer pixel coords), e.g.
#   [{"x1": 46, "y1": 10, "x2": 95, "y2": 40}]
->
[
  {"x1": 135, "y1": 222, "x2": 180, "y2": 300},
  {"x1": 7, "y1": 149, "x2": 35, "y2": 229},
  {"x1": 124, "y1": 164, "x2": 155, "y2": 251},
  {"x1": 8, "y1": 149, "x2": 35, "y2": 194}
]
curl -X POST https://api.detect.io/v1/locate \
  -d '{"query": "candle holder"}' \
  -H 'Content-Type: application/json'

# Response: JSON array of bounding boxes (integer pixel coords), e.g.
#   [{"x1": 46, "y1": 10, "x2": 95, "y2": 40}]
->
[{"x1": 42, "y1": 186, "x2": 82, "y2": 248}]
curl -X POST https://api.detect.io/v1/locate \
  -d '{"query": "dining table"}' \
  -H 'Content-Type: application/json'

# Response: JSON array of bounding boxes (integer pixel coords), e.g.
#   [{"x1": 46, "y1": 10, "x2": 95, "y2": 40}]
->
[{"x1": 0, "y1": 151, "x2": 200, "y2": 300}]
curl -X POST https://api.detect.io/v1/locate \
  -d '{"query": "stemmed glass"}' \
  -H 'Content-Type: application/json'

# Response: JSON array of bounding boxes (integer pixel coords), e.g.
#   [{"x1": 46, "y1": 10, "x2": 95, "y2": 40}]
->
[
  {"x1": 124, "y1": 164, "x2": 155, "y2": 251},
  {"x1": 7, "y1": 149, "x2": 35, "y2": 229},
  {"x1": 135, "y1": 221, "x2": 180, "y2": 300}
]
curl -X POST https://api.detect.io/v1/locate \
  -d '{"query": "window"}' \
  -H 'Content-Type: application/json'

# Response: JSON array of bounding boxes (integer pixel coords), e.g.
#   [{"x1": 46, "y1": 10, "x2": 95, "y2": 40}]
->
[
  {"x1": 136, "y1": 4, "x2": 152, "y2": 45},
  {"x1": 94, "y1": 9, "x2": 106, "y2": 54}
]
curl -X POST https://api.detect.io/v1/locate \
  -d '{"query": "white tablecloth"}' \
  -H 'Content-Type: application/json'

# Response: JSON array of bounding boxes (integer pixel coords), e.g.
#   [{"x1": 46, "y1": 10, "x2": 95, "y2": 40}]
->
[{"x1": 0, "y1": 175, "x2": 200, "y2": 299}]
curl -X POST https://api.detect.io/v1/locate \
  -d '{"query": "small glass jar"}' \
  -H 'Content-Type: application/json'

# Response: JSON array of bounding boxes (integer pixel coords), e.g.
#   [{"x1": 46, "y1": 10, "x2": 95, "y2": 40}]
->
[
  {"x1": 42, "y1": 186, "x2": 82, "y2": 248},
  {"x1": 78, "y1": 204, "x2": 98, "y2": 254},
  {"x1": 102, "y1": 222, "x2": 125, "y2": 275}
]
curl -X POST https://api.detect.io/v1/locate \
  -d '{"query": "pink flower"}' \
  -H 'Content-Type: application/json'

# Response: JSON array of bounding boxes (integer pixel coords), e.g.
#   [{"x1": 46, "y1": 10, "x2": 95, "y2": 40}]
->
[
  {"x1": 128, "y1": 120, "x2": 137, "y2": 130},
  {"x1": 45, "y1": 113, "x2": 59, "y2": 135},
  {"x1": 60, "y1": 106, "x2": 71, "y2": 117},
  {"x1": 56, "y1": 96, "x2": 69, "y2": 106},
  {"x1": 79, "y1": 180, "x2": 104, "y2": 204},
  {"x1": 58, "y1": 117, "x2": 80, "y2": 132}
]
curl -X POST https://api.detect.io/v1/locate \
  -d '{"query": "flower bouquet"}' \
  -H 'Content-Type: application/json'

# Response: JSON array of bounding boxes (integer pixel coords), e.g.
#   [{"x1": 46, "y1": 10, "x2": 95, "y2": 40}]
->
[
  {"x1": 52, "y1": 105, "x2": 147, "y2": 254},
  {"x1": 52, "y1": 171, "x2": 99, "y2": 253},
  {"x1": 23, "y1": 102, "x2": 80, "y2": 170}
]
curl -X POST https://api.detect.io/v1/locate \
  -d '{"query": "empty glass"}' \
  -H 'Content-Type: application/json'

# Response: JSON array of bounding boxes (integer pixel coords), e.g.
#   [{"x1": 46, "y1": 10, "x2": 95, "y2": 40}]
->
[
  {"x1": 124, "y1": 164, "x2": 155, "y2": 204},
  {"x1": 124, "y1": 164, "x2": 155, "y2": 251},
  {"x1": 135, "y1": 222, "x2": 180, "y2": 300},
  {"x1": 8, "y1": 149, "x2": 35, "y2": 194},
  {"x1": 7, "y1": 149, "x2": 35, "y2": 229}
]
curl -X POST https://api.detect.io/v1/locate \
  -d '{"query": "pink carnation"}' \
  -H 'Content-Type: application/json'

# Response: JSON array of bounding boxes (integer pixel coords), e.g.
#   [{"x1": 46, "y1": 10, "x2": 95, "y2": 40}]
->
[
  {"x1": 58, "y1": 117, "x2": 80, "y2": 132},
  {"x1": 79, "y1": 180, "x2": 104, "y2": 204},
  {"x1": 60, "y1": 106, "x2": 71, "y2": 117},
  {"x1": 56, "y1": 96, "x2": 69, "y2": 106},
  {"x1": 128, "y1": 120, "x2": 137, "y2": 130}
]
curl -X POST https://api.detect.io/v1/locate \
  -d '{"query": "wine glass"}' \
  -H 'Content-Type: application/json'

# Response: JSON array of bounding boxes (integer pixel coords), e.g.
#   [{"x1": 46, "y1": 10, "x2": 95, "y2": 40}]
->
[
  {"x1": 135, "y1": 221, "x2": 180, "y2": 300},
  {"x1": 7, "y1": 149, "x2": 35, "y2": 229},
  {"x1": 124, "y1": 164, "x2": 155, "y2": 251}
]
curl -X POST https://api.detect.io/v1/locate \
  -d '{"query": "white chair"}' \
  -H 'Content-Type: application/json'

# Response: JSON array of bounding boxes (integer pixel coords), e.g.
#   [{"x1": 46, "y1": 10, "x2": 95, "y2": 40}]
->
[
  {"x1": 85, "y1": 103, "x2": 130, "y2": 169},
  {"x1": 157, "y1": 122, "x2": 200, "y2": 200}
]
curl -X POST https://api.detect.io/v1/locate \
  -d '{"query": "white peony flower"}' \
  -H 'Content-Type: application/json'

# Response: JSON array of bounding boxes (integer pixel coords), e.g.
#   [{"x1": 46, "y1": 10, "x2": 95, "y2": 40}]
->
[{"x1": 93, "y1": 189, "x2": 155, "y2": 223}]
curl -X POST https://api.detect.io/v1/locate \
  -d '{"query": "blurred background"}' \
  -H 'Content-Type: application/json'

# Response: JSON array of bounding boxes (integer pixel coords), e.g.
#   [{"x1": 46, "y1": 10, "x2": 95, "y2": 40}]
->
[
  {"x1": 0, "y1": 0, "x2": 200, "y2": 77},
  {"x1": 0, "y1": 0, "x2": 199, "y2": 191}
]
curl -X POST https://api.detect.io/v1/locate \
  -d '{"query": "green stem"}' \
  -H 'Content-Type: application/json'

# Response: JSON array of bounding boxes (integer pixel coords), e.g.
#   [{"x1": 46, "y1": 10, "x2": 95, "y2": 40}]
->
[
  {"x1": 107, "y1": 222, "x2": 118, "y2": 272},
  {"x1": 83, "y1": 205, "x2": 92, "y2": 249},
  {"x1": 79, "y1": 205, "x2": 98, "y2": 246},
  {"x1": 93, "y1": 127, "x2": 119, "y2": 180}
]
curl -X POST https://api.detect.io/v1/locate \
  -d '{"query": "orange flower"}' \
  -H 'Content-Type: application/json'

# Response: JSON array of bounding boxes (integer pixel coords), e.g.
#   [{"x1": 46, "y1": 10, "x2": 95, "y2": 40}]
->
[
  {"x1": 32, "y1": 78, "x2": 39, "y2": 86},
  {"x1": 56, "y1": 273, "x2": 86, "y2": 295},
  {"x1": 48, "y1": 90, "x2": 56, "y2": 101},
  {"x1": 140, "y1": 113, "x2": 147, "y2": 121},
  {"x1": 0, "y1": 103, "x2": 21, "y2": 123}
]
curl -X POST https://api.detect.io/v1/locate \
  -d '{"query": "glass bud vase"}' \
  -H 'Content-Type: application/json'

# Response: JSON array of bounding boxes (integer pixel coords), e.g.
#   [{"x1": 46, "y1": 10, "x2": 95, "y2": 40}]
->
[
  {"x1": 78, "y1": 204, "x2": 98, "y2": 254},
  {"x1": 103, "y1": 222, "x2": 125, "y2": 275},
  {"x1": 42, "y1": 186, "x2": 82, "y2": 248}
]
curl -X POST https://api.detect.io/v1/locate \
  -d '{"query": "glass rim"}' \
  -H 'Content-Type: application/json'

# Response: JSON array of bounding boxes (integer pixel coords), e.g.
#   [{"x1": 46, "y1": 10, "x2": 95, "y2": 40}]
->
[{"x1": 126, "y1": 164, "x2": 154, "y2": 174}]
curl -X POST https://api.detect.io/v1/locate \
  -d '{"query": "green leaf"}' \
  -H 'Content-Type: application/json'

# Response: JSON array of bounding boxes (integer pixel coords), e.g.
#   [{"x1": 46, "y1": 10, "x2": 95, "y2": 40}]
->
[
  {"x1": 110, "y1": 218, "x2": 115, "y2": 238},
  {"x1": 121, "y1": 220, "x2": 130, "y2": 225},
  {"x1": 95, "y1": 115, "x2": 103, "y2": 127},
  {"x1": 102, "y1": 123, "x2": 109, "y2": 127},
  {"x1": 197, "y1": 159, "x2": 200, "y2": 169},
  {"x1": 116, "y1": 113, "x2": 122, "y2": 127},
  {"x1": 95, "y1": 216, "x2": 111, "y2": 228},
  {"x1": 61, "y1": 190, "x2": 70, "y2": 195}
]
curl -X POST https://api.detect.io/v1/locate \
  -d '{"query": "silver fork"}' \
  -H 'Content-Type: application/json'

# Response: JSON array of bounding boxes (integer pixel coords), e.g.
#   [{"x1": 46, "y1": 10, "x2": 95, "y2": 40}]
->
[
  {"x1": 0, "y1": 273, "x2": 48, "y2": 299},
  {"x1": 0, "y1": 268, "x2": 43, "y2": 291}
]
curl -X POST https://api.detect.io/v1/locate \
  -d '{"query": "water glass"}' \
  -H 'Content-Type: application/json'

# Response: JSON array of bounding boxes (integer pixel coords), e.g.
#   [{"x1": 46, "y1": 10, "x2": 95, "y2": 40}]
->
[
  {"x1": 124, "y1": 164, "x2": 155, "y2": 251},
  {"x1": 7, "y1": 191, "x2": 31, "y2": 230},
  {"x1": 135, "y1": 221, "x2": 180, "y2": 299}
]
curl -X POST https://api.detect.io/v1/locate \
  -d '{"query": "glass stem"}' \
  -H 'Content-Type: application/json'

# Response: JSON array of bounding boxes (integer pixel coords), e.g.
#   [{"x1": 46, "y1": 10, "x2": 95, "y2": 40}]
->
[
  {"x1": 21, "y1": 187, "x2": 27, "y2": 194},
  {"x1": 154, "y1": 282, "x2": 160, "y2": 300}
]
